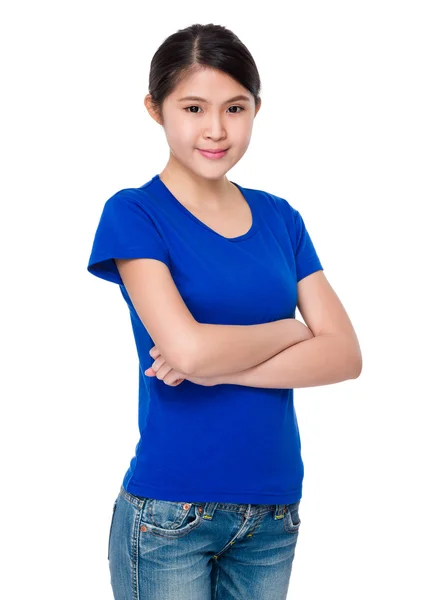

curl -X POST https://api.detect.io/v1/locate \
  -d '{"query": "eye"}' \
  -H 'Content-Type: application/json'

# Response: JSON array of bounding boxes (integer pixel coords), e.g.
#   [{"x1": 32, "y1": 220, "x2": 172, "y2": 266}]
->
[{"x1": 184, "y1": 105, "x2": 245, "y2": 114}]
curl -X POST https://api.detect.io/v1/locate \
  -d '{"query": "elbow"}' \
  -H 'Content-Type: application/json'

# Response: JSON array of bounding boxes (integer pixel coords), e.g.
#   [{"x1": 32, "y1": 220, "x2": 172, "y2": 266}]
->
[
  {"x1": 346, "y1": 340, "x2": 362, "y2": 379},
  {"x1": 333, "y1": 333, "x2": 363, "y2": 380},
  {"x1": 351, "y1": 338, "x2": 363, "y2": 378},
  {"x1": 166, "y1": 345, "x2": 195, "y2": 376},
  {"x1": 352, "y1": 354, "x2": 363, "y2": 378},
  {"x1": 182, "y1": 325, "x2": 205, "y2": 376},
  {"x1": 169, "y1": 324, "x2": 201, "y2": 376},
  {"x1": 174, "y1": 351, "x2": 196, "y2": 377},
  {"x1": 179, "y1": 342, "x2": 201, "y2": 376}
]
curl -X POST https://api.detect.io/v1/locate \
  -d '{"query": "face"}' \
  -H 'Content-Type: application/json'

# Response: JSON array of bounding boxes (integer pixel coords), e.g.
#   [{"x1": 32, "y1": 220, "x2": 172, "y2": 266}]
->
[{"x1": 145, "y1": 67, "x2": 261, "y2": 181}]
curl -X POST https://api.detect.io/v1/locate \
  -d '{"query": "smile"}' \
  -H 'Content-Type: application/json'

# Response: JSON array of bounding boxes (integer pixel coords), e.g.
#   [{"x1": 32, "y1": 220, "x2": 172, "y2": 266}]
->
[{"x1": 197, "y1": 149, "x2": 228, "y2": 160}]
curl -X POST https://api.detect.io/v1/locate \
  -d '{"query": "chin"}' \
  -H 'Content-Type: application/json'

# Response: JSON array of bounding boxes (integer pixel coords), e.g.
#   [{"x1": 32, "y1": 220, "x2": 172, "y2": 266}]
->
[{"x1": 184, "y1": 162, "x2": 228, "y2": 179}]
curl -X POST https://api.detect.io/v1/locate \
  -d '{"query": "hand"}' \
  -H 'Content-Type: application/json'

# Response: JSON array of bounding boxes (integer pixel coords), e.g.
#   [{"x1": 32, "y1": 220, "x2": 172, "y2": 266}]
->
[
  {"x1": 144, "y1": 347, "x2": 186, "y2": 386},
  {"x1": 145, "y1": 346, "x2": 221, "y2": 387}
]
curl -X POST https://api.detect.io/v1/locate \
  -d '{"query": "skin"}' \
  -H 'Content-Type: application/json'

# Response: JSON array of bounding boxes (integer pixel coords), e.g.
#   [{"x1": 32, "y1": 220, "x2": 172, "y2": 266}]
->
[{"x1": 143, "y1": 66, "x2": 262, "y2": 387}]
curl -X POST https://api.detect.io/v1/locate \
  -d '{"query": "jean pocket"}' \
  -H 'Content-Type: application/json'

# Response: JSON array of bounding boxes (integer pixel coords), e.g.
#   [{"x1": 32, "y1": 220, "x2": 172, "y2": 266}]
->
[
  {"x1": 140, "y1": 498, "x2": 203, "y2": 539},
  {"x1": 107, "y1": 498, "x2": 118, "y2": 560},
  {"x1": 283, "y1": 500, "x2": 301, "y2": 534}
]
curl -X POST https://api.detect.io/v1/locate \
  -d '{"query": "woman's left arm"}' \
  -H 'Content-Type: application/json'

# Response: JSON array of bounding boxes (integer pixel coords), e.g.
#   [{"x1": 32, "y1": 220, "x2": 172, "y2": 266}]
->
[
  {"x1": 222, "y1": 332, "x2": 361, "y2": 388},
  {"x1": 223, "y1": 270, "x2": 362, "y2": 388}
]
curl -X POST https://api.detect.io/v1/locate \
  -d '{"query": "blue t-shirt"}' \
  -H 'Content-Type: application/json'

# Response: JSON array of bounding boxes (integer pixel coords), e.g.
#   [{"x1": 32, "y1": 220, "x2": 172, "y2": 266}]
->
[{"x1": 87, "y1": 174, "x2": 323, "y2": 504}]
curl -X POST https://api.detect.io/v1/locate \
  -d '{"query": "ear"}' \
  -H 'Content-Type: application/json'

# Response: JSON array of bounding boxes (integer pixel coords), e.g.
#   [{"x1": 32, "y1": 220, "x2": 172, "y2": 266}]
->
[{"x1": 144, "y1": 94, "x2": 163, "y2": 126}]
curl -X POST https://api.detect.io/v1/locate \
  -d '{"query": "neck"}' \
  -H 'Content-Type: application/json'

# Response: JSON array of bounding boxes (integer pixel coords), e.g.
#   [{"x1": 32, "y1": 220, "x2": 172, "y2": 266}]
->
[{"x1": 159, "y1": 162, "x2": 234, "y2": 210}]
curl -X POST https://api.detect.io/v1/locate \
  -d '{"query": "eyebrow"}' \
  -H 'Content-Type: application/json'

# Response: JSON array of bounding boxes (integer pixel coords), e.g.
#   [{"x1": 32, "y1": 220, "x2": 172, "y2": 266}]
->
[{"x1": 177, "y1": 94, "x2": 251, "y2": 103}]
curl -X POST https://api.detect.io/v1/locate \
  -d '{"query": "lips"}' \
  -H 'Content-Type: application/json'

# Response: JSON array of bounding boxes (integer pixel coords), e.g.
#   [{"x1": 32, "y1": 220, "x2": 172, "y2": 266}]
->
[{"x1": 197, "y1": 148, "x2": 228, "y2": 160}]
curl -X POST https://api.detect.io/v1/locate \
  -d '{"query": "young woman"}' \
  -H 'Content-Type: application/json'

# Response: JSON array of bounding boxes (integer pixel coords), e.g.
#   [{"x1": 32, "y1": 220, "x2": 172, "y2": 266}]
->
[{"x1": 87, "y1": 22, "x2": 362, "y2": 600}]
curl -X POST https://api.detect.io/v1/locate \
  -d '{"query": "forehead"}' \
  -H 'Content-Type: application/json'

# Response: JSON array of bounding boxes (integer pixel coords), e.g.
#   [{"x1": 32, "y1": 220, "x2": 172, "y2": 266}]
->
[{"x1": 169, "y1": 67, "x2": 251, "y2": 103}]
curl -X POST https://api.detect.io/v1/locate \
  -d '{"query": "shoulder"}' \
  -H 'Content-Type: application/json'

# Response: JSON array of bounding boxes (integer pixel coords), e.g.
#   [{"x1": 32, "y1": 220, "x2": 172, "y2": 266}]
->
[
  {"x1": 92, "y1": 184, "x2": 168, "y2": 241},
  {"x1": 101, "y1": 184, "x2": 162, "y2": 226},
  {"x1": 104, "y1": 184, "x2": 154, "y2": 209}
]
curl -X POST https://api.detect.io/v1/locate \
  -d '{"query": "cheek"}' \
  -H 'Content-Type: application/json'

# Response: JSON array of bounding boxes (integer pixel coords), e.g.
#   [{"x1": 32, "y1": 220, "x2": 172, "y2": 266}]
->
[
  {"x1": 230, "y1": 128, "x2": 252, "y2": 153},
  {"x1": 165, "y1": 120, "x2": 196, "y2": 147},
  {"x1": 230, "y1": 116, "x2": 253, "y2": 140}
]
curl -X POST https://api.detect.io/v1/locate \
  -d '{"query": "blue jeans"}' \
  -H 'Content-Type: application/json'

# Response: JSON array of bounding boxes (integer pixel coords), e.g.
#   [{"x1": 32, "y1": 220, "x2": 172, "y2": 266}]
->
[{"x1": 108, "y1": 485, "x2": 301, "y2": 599}]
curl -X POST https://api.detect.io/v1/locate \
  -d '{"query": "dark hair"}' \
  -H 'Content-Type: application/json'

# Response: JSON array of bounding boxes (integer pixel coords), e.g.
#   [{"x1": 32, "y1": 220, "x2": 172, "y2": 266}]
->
[{"x1": 148, "y1": 23, "x2": 261, "y2": 121}]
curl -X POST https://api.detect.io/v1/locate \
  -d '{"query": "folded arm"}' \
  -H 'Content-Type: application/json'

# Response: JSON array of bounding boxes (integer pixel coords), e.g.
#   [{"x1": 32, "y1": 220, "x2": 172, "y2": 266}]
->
[
  {"x1": 221, "y1": 332, "x2": 361, "y2": 388},
  {"x1": 115, "y1": 259, "x2": 362, "y2": 388},
  {"x1": 207, "y1": 270, "x2": 363, "y2": 387}
]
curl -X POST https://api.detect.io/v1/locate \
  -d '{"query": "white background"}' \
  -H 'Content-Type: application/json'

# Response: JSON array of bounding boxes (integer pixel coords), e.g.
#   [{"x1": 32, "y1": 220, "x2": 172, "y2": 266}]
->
[{"x1": 1, "y1": 1, "x2": 420, "y2": 598}]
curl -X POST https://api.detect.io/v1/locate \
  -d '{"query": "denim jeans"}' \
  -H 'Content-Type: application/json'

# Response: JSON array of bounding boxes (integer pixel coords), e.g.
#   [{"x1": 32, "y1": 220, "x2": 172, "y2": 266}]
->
[{"x1": 108, "y1": 485, "x2": 301, "y2": 599}]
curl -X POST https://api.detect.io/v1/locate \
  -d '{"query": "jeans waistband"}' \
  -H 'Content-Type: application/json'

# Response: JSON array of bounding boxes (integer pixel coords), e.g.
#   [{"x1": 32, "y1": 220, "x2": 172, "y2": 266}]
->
[{"x1": 119, "y1": 485, "x2": 288, "y2": 521}]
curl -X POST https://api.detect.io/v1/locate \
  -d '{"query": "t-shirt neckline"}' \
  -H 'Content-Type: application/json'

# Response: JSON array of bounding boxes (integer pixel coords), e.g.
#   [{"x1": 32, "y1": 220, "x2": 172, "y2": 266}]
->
[{"x1": 152, "y1": 174, "x2": 260, "y2": 242}]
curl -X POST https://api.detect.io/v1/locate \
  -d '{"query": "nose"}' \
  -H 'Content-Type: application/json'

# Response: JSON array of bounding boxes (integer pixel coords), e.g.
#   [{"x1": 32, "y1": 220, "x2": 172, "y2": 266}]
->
[{"x1": 203, "y1": 112, "x2": 227, "y2": 141}]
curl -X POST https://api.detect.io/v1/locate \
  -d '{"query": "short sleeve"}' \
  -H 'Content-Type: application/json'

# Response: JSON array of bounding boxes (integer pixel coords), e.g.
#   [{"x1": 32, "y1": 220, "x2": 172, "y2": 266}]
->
[
  {"x1": 292, "y1": 207, "x2": 324, "y2": 282},
  {"x1": 87, "y1": 191, "x2": 171, "y2": 285}
]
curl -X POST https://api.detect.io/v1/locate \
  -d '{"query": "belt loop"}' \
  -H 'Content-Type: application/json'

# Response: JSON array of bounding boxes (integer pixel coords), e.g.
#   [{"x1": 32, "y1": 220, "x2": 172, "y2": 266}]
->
[
  {"x1": 273, "y1": 503, "x2": 286, "y2": 520},
  {"x1": 202, "y1": 502, "x2": 218, "y2": 520}
]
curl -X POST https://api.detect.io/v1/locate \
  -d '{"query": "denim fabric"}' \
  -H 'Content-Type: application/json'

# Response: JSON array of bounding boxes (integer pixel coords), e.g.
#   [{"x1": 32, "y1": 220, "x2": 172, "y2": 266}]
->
[{"x1": 108, "y1": 485, "x2": 301, "y2": 599}]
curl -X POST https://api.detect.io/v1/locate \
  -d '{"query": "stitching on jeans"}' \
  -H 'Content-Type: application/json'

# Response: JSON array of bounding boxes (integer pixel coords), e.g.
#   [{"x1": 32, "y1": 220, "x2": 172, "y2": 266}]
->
[{"x1": 131, "y1": 502, "x2": 143, "y2": 599}]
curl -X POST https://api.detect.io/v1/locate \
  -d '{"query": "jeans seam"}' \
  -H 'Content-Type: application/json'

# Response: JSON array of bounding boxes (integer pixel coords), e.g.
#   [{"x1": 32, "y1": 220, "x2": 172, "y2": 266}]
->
[{"x1": 131, "y1": 503, "x2": 143, "y2": 600}]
